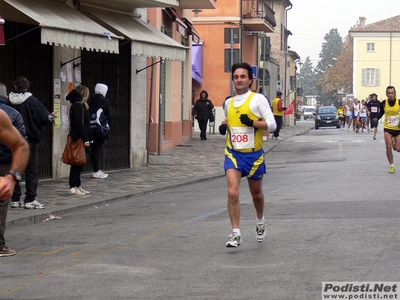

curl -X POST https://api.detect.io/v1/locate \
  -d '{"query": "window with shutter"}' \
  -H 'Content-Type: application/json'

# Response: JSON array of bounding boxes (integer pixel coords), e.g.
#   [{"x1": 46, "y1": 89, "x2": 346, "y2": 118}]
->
[
  {"x1": 363, "y1": 68, "x2": 380, "y2": 86},
  {"x1": 375, "y1": 69, "x2": 380, "y2": 85},
  {"x1": 367, "y1": 43, "x2": 375, "y2": 52},
  {"x1": 362, "y1": 69, "x2": 366, "y2": 85}
]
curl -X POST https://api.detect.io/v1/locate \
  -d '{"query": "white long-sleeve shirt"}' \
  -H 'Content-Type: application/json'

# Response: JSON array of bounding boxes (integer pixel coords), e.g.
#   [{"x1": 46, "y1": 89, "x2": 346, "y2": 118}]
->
[{"x1": 223, "y1": 90, "x2": 277, "y2": 132}]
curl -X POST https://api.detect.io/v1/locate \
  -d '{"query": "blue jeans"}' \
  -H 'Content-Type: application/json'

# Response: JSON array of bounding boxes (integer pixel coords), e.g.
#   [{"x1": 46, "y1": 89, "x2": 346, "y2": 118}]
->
[
  {"x1": 12, "y1": 142, "x2": 38, "y2": 203},
  {"x1": 0, "y1": 164, "x2": 11, "y2": 248}
]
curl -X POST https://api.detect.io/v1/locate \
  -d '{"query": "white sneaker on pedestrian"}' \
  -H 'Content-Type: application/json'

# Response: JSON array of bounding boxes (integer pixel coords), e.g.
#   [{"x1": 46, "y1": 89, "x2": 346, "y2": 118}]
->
[
  {"x1": 69, "y1": 187, "x2": 86, "y2": 195},
  {"x1": 92, "y1": 171, "x2": 108, "y2": 179},
  {"x1": 78, "y1": 186, "x2": 90, "y2": 194},
  {"x1": 275, "y1": 136, "x2": 281, "y2": 140},
  {"x1": 24, "y1": 200, "x2": 45, "y2": 209},
  {"x1": 11, "y1": 201, "x2": 24, "y2": 208},
  {"x1": 256, "y1": 222, "x2": 266, "y2": 243}
]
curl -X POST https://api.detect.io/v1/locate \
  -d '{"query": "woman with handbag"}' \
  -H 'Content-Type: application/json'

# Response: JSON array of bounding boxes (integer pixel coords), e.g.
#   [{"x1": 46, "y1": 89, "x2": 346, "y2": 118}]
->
[
  {"x1": 193, "y1": 90, "x2": 214, "y2": 140},
  {"x1": 66, "y1": 85, "x2": 91, "y2": 195}
]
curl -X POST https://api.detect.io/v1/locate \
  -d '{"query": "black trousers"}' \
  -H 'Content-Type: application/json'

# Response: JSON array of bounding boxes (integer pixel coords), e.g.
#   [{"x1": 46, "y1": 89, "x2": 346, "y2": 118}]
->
[
  {"x1": 273, "y1": 115, "x2": 283, "y2": 138},
  {"x1": 69, "y1": 164, "x2": 84, "y2": 188},
  {"x1": 12, "y1": 142, "x2": 38, "y2": 203},
  {"x1": 198, "y1": 119, "x2": 208, "y2": 140},
  {"x1": 90, "y1": 137, "x2": 106, "y2": 172}
]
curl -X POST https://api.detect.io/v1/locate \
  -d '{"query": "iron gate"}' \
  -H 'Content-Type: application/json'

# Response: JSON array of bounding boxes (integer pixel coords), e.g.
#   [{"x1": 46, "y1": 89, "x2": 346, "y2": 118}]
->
[
  {"x1": 81, "y1": 40, "x2": 131, "y2": 171},
  {"x1": 0, "y1": 21, "x2": 53, "y2": 179}
]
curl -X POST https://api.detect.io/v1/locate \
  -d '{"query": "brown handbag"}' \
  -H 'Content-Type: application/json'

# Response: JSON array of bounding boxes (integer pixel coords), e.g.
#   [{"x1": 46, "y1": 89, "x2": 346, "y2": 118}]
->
[{"x1": 62, "y1": 104, "x2": 87, "y2": 165}]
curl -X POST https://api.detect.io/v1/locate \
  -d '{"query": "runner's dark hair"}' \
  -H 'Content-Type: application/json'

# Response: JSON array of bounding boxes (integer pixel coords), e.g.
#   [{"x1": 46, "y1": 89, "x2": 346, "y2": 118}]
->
[{"x1": 231, "y1": 62, "x2": 253, "y2": 87}]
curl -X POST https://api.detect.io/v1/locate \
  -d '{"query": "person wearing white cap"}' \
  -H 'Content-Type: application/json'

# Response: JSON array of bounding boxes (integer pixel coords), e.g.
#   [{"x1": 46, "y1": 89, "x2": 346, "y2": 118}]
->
[{"x1": 88, "y1": 83, "x2": 112, "y2": 179}]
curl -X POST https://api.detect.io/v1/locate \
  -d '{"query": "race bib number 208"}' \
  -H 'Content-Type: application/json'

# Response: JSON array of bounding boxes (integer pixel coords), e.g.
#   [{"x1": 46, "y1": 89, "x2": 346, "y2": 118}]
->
[{"x1": 231, "y1": 127, "x2": 255, "y2": 150}]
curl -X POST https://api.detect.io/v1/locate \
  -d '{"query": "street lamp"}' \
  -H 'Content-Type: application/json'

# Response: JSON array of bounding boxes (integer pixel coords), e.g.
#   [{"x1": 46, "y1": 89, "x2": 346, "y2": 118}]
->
[{"x1": 192, "y1": 9, "x2": 202, "y2": 17}]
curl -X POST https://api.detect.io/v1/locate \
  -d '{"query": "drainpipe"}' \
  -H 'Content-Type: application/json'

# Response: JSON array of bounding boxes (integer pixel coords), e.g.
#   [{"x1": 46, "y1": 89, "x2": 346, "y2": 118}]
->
[
  {"x1": 239, "y1": 0, "x2": 243, "y2": 62},
  {"x1": 390, "y1": 32, "x2": 392, "y2": 85},
  {"x1": 230, "y1": 28, "x2": 234, "y2": 96},
  {"x1": 284, "y1": 3, "x2": 292, "y2": 126},
  {"x1": 147, "y1": 57, "x2": 155, "y2": 166}
]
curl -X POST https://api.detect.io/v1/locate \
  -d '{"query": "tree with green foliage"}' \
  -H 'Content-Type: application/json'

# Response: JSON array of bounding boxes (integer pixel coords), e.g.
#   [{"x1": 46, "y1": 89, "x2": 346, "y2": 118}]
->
[
  {"x1": 315, "y1": 28, "x2": 343, "y2": 105},
  {"x1": 297, "y1": 56, "x2": 317, "y2": 99},
  {"x1": 324, "y1": 18, "x2": 366, "y2": 96},
  {"x1": 324, "y1": 34, "x2": 353, "y2": 96}
]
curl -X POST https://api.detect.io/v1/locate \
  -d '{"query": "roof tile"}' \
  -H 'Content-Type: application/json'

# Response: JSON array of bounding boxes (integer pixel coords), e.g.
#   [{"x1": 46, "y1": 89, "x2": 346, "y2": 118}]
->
[{"x1": 351, "y1": 15, "x2": 400, "y2": 32}]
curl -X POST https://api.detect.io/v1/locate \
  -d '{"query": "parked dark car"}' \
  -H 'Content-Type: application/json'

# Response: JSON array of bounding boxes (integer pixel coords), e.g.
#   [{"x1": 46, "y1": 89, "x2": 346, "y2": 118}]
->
[{"x1": 314, "y1": 106, "x2": 340, "y2": 129}]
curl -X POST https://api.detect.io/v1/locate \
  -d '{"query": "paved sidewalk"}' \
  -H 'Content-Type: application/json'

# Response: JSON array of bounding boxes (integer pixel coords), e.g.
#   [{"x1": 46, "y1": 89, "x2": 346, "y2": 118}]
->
[{"x1": 7, "y1": 123, "x2": 312, "y2": 226}]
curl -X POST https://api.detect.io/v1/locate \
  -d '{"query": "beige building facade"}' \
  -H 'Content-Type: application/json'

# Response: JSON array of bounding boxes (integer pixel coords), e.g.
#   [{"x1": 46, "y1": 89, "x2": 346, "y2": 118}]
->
[{"x1": 350, "y1": 15, "x2": 400, "y2": 101}]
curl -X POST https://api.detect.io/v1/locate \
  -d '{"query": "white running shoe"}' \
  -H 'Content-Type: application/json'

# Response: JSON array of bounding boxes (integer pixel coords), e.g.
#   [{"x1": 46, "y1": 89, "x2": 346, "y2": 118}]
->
[
  {"x1": 24, "y1": 200, "x2": 45, "y2": 209},
  {"x1": 226, "y1": 233, "x2": 242, "y2": 247},
  {"x1": 92, "y1": 171, "x2": 108, "y2": 179},
  {"x1": 256, "y1": 222, "x2": 266, "y2": 243},
  {"x1": 69, "y1": 187, "x2": 85, "y2": 195}
]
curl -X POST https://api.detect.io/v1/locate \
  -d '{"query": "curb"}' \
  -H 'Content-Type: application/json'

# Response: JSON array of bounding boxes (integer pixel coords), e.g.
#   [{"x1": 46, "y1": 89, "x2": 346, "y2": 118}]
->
[{"x1": 7, "y1": 173, "x2": 226, "y2": 227}]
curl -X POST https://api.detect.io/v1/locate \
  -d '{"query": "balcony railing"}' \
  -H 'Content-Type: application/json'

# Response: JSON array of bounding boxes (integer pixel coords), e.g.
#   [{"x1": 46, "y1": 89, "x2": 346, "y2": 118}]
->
[{"x1": 241, "y1": 0, "x2": 276, "y2": 28}]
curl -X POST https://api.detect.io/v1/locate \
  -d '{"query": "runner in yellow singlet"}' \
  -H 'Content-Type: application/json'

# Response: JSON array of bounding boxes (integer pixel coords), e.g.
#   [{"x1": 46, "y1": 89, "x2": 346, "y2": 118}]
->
[
  {"x1": 379, "y1": 86, "x2": 400, "y2": 173},
  {"x1": 218, "y1": 62, "x2": 276, "y2": 247}
]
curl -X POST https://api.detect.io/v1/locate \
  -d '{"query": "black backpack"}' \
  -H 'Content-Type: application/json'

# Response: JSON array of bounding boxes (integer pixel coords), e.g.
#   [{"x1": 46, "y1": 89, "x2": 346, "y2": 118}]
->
[{"x1": 89, "y1": 104, "x2": 110, "y2": 140}]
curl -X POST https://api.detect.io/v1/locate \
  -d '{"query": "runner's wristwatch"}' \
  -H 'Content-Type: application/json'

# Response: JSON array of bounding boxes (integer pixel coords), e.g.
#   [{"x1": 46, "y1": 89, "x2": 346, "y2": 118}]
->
[{"x1": 7, "y1": 171, "x2": 22, "y2": 183}]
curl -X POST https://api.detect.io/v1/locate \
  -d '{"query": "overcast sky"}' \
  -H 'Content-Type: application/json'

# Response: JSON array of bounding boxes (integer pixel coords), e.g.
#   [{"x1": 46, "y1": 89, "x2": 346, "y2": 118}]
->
[{"x1": 287, "y1": 0, "x2": 400, "y2": 66}]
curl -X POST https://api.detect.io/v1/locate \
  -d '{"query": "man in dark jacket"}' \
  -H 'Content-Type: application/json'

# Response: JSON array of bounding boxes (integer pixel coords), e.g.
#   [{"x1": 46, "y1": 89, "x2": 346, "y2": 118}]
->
[
  {"x1": 0, "y1": 83, "x2": 26, "y2": 208},
  {"x1": 89, "y1": 83, "x2": 112, "y2": 179},
  {"x1": 7, "y1": 76, "x2": 56, "y2": 209},
  {"x1": 0, "y1": 83, "x2": 29, "y2": 256}
]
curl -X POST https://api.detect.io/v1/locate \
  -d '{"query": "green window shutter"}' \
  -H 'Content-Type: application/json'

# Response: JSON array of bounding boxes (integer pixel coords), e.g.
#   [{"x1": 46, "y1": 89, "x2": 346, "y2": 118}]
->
[
  {"x1": 362, "y1": 69, "x2": 366, "y2": 85},
  {"x1": 375, "y1": 69, "x2": 380, "y2": 85}
]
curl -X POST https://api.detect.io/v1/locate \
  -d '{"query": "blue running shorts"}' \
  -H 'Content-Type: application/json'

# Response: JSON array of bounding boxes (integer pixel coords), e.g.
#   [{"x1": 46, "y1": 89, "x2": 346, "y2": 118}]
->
[{"x1": 224, "y1": 147, "x2": 266, "y2": 180}]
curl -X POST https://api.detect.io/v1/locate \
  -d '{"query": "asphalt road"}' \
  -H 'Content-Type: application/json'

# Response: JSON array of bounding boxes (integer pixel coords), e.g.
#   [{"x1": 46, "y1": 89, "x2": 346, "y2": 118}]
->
[{"x1": 0, "y1": 126, "x2": 399, "y2": 300}]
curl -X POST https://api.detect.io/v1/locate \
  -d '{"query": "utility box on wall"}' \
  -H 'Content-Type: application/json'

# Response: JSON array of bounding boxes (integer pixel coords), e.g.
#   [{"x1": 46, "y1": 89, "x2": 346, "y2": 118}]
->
[{"x1": 276, "y1": 80, "x2": 282, "y2": 91}]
